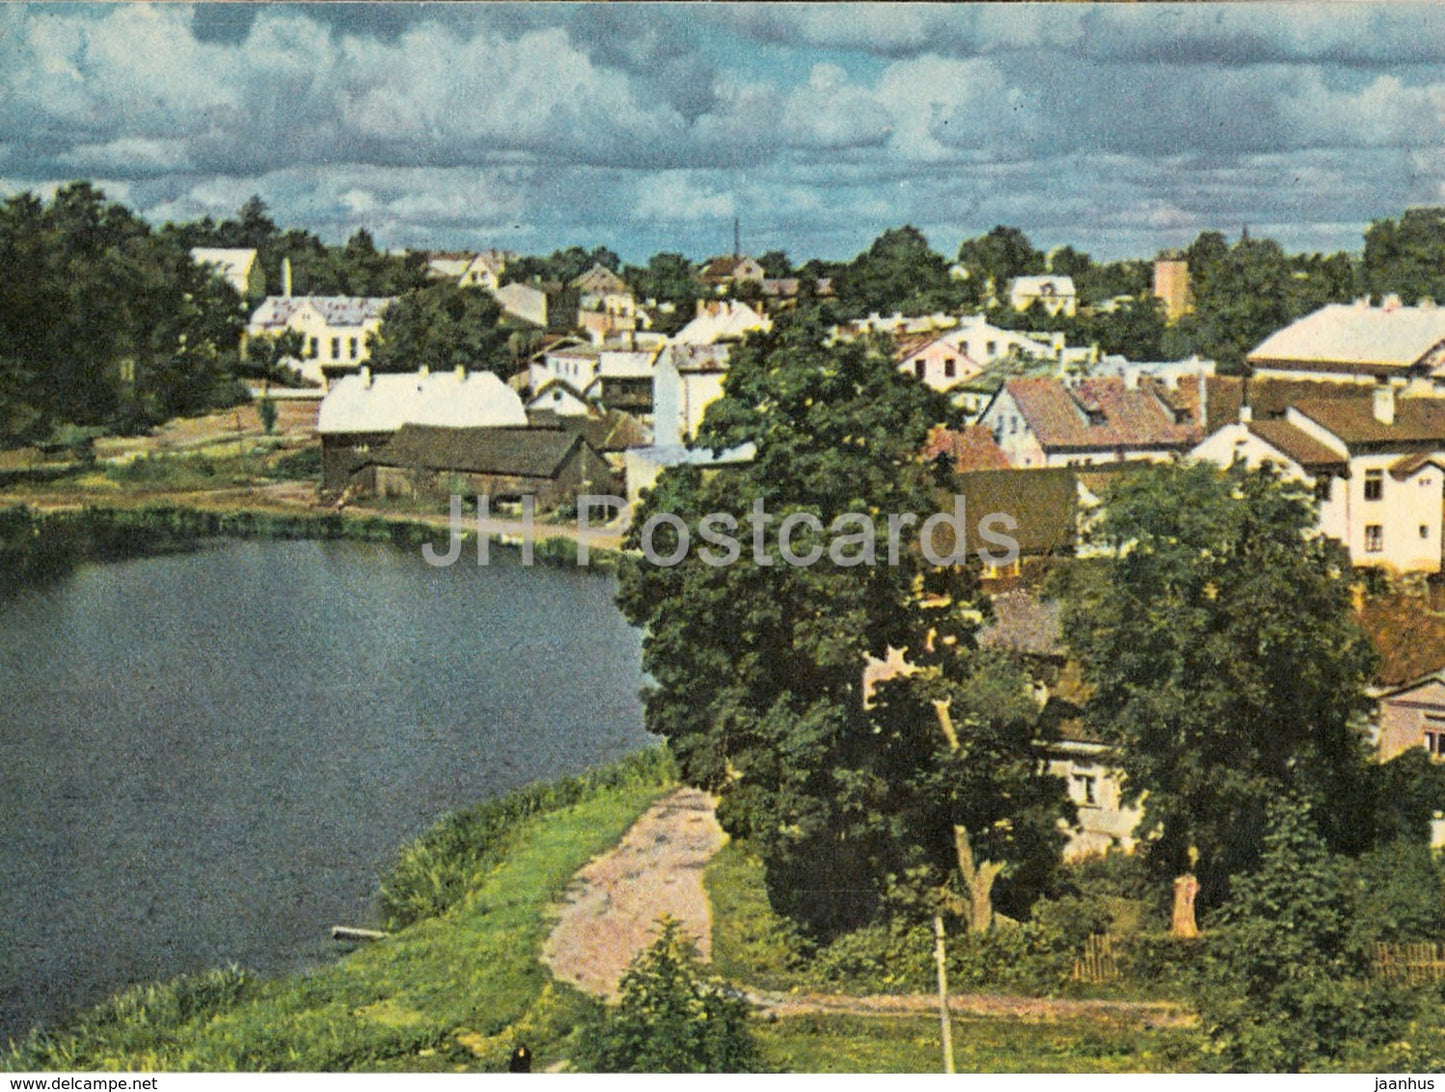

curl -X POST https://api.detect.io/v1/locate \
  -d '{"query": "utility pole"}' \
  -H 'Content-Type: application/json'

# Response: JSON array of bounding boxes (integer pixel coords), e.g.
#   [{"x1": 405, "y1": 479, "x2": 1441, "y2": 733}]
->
[
  {"x1": 933, "y1": 913, "x2": 955, "y2": 1074},
  {"x1": 733, "y1": 217, "x2": 740, "y2": 259}
]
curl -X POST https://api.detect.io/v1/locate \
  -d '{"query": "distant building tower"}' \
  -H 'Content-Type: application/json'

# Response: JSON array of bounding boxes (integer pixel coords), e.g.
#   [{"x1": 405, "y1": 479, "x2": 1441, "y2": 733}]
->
[{"x1": 1153, "y1": 251, "x2": 1191, "y2": 322}]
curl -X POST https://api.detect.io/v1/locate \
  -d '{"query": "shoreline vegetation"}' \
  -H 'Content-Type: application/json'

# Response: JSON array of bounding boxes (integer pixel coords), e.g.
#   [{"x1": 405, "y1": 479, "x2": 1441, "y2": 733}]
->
[
  {"x1": 0, "y1": 501, "x2": 617, "y2": 598},
  {"x1": 5, "y1": 749, "x2": 678, "y2": 1073}
]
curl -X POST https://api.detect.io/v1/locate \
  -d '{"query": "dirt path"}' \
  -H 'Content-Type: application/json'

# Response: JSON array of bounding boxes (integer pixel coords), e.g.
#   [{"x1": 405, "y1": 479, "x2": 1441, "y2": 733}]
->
[
  {"x1": 542, "y1": 786, "x2": 725, "y2": 999},
  {"x1": 542, "y1": 789, "x2": 1194, "y2": 1028}
]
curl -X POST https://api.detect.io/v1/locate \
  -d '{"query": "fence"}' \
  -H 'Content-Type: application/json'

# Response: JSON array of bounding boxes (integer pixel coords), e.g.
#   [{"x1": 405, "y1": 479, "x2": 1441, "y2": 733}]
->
[
  {"x1": 1374, "y1": 942, "x2": 1445, "y2": 984},
  {"x1": 1071, "y1": 933, "x2": 1121, "y2": 983}
]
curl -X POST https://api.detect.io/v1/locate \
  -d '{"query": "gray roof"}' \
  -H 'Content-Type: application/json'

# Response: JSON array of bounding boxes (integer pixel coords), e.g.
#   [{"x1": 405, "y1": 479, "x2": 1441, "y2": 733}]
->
[
  {"x1": 249, "y1": 295, "x2": 393, "y2": 329},
  {"x1": 373, "y1": 425, "x2": 593, "y2": 479}
]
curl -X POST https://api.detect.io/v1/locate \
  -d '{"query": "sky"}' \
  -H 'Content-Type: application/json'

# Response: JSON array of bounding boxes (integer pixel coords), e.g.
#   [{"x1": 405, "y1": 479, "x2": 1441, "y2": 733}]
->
[{"x1": 4, "y1": 2, "x2": 1445, "y2": 264}]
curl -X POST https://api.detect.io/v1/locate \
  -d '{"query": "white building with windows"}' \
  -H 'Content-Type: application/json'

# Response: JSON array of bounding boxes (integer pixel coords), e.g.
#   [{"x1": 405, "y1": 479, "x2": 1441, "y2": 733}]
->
[
  {"x1": 246, "y1": 295, "x2": 393, "y2": 385},
  {"x1": 1192, "y1": 385, "x2": 1445, "y2": 573}
]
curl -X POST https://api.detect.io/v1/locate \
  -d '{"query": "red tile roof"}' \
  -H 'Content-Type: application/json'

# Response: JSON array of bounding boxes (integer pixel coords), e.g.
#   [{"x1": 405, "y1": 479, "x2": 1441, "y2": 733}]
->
[
  {"x1": 1004, "y1": 377, "x2": 1199, "y2": 452},
  {"x1": 924, "y1": 425, "x2": 1012, "y2": 472}
]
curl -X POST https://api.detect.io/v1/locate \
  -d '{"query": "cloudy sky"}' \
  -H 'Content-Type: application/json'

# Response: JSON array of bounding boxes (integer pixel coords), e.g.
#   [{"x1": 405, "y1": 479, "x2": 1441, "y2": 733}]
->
[{"x1": 4, "y1": 3, "x2": 1445, "y2": 264}]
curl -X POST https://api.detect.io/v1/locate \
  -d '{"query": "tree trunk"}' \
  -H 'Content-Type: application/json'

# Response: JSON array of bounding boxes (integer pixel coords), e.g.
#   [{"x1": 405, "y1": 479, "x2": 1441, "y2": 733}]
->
[
  {"x1": 933, "y1": 913, "x2": 955, "y2": 1074},
  {"x1": 953, "y1": 824, "x2": 1002, "y2": 934}
]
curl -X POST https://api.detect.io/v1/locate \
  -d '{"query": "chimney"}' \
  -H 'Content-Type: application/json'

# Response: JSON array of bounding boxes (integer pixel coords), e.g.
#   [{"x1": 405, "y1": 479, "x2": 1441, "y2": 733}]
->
[
  {"x1": 418, "y1": 364, "x2": 430, "y2": 377},
  {"x1": 1197, "y1": 371, "x2": 1208, "y2": 430},
  {"x1": 282, "y1": 257, "x2": 293, "y2": 298},
  {"x1": 360, "y1": 365, "x2": 372, "y2": 389},
  {"x1": 1239, "y1": 402, "x2": 1253, "y2": 425},
  {"x1": 1374, "y1": 381, "x2": 1396, "y2": 426},
  {"x1": 455, "y1": 364, "x2": 466, "y2": 382}
]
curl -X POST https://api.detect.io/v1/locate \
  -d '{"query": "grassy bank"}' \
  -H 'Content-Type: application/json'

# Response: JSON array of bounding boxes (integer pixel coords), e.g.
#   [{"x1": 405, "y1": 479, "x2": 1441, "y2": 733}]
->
[{"x1": 6, "y1": 749, "x2": 675, "y2": 1072}]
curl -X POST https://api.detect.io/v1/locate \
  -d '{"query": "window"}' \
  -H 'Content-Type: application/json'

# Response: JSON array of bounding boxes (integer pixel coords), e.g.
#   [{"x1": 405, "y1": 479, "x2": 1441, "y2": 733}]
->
[
  {"x1": 915, "y1": 360, "x2": 926, "y2": 379},
  {"x1": 944, "y1": 358, "x2": 956, "y2": 378},
  {"x1": 349, "y1": 338, "x2": 359, "y2": 360},
  {"x1": 1365, "y1": 524, "x2": 1384, "y2": 553},
  {"x1": 1423, "y1": 525, "x2": 1431, "y2": 540},
  {"x1": 1365, "y1": 469, "x2": 1384, "y2": 501},
  {"x1": 1072, "y1": 773, "x2": 1098, "y2": 807},
  {"x1": 330, "y1": 337, "x2": 340, "y2": 360},
  {"x1": 1425, "y1": 730, "x2": 1445, "y2": 757},
  {"x1": 986, "y1": 340, "x2": 997, "y2": 357},
  {"x1": 1314, "y1": 477, "x2": 1331, "y2": 503},
  {"x1": 308, "y1": 337, "x2": 319, "y2": 358}
]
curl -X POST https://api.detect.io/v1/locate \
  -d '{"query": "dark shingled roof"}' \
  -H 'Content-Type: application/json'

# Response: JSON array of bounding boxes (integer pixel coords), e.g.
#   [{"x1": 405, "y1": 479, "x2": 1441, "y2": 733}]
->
[
  {"x1": 373, "y1": 425, "x2": 589, "y2": 478},
  {"x1": 1290, "y1": 396, "x2": 1445, "y2": 447},
  {"x1": 1246, "y1": 419, "x2": 1348, "y2": 471}
]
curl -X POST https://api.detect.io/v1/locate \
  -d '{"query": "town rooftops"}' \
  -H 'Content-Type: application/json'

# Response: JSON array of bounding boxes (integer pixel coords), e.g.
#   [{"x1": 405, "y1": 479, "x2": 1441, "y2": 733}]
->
[
  {"x1": 249, "y1": 295, "x2": 392, "y2": 330},
  {"x1": 1003, "y1": 376, "x2": 1200, "y2": 452},
  {"x1": 374, "y1": 425, "x2": 594, "y2": 479},
  {"x1": 1248, "y1": 301, "x2": 1445, "y2": 374},
  {"x1": 317, "y1": 369, "x2": 528, "y2": 434},
  {"x1": 673, "y1": 299, "x2": 770, "y2": 345}
]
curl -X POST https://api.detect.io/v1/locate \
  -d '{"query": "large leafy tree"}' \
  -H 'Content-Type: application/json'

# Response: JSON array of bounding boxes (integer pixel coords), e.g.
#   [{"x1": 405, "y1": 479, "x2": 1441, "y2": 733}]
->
[
  {"x1": 832, "y1": 225, "x2": 961, "y2": 318},
  {"x1": 617, "y1": 310, "x2": 1068, "y2": 937},
  {"x1": 1062, "y1": 461, "x2": 1378, "y2": 906},
  {"x1": 955, "y1": 225, "x2": 1046, "y2": 306},
  {"x1": 365, "y1": 283, "x2": 512, "y2": 377},
  {"x1": 1361, "y1": 206, "x2": 1445, "y2": 304}
]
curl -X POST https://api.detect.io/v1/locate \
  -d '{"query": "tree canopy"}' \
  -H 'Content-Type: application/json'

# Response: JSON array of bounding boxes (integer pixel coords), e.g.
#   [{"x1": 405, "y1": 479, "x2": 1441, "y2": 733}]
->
[
  {"x1": 832, "y1": 226, "x2": 962, "y2": 318},
  {"x1": 1361, "y1": 206, "x2": 1445, "y2": 304},
  {"x1": 1062, "y1": 461, "x2": 1378, "y2": 905},
  {"x1": 364, "y1": 283, "x2": 512, "y2": 377},
  {"x1": 0, "y1": 183, "x2": 246, "y2": 439},
  {"x1": 617, "y1": 310, "x2": 1068, "y2": 937}
]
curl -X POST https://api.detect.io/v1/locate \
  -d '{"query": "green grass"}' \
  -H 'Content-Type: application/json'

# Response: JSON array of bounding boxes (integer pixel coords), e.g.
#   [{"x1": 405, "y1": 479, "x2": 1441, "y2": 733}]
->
[
  {"x1": 7, "y1": 750, "x2": 675, "y2": 1073},
  {"x1": 756, "y1": 1015, "x2": 1202, "y2": 1074},
  {"x1": 705, "y1": 840, "x2": 813, "y2": 991}
]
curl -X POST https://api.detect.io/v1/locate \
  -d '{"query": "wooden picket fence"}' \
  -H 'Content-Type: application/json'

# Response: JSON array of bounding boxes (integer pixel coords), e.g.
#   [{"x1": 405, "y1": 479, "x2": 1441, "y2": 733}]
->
[
  {"x1": 1373, "y1": 942, "x2": 1445, "y2": 984},
  {"x1": 1071, "y1": 933, "x2": 1121, "y2": 983}
]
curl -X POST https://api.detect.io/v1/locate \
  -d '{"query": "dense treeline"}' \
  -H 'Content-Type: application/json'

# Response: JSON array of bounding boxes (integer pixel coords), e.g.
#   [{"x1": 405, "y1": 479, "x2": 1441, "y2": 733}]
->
[{"x1": 0, "y1": 183, "x2": 248, "y2": 439}]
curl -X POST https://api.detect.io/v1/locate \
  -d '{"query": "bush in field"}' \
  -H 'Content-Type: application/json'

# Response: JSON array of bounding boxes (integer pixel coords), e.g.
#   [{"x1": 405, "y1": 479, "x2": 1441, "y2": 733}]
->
[
  {"x1": 581, "y1": 917, "x2": 761, "y2": 1073},
  {"x1": 1192, "y1": 799, "x2": 1414, "y2": 1072}
]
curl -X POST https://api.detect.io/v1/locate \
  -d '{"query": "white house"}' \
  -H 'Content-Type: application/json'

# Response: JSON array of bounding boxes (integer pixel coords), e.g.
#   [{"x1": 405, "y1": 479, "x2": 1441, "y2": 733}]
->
[
  {"x1": 1248, "y1": 299, "x2": 1445, "y2": 389},
  {"x1": 673, "y1": 299, "x2": 770, "y2": 345},
  {"x1": 897, "y1": 330, "x2": 985, "y2": 391},
  {"x1": 458, "y1": 250, "x2": 509, "y2": 291},
  {"x1": 1192, "y1": 385, "x2": 1445, "y2": 573},
  {"x1": 246, "y1": 295, "x2": 393, "y2": 385},
  {"x1": 191, "y1": 247, "x2": 264, "y2": 301},
  {"x1": 1008, "y1": 275, "x2": 1078, "y2": 318},
  {"x1": 653, "y1": 344, "x2": 730, "y2": 447},
  {"x1": 527, "y1": 379, "x2": 592, "y2": 418}
]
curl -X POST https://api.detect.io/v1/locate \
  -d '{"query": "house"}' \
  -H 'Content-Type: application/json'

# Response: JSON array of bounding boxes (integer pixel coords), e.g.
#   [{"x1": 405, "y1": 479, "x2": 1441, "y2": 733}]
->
[
  {"x1": 458, "y1": 250, "x2": 510, "y2": 291},
  {"x1": 979, "y1": 376, "x2": 1203, "y2": 468},
  {"x1": 191, "y1": 247, "x2": 265, "y2": 301},
  {"x1": 425, "y1": 252, "x2": 474, "y2": 281},
  {"x1": 622, "y1": 442, "x2": 756, "y2": 506},
  {"x1": 582, "y1": 345, "x2": 660, "y2": 415},
  {"x1": 1008, "y1": 275, "x2": 1078, "y2": 318},
  {"x1": 1248, "y1": 299, "x2": 1445, "y2": 388},
  {"x1": 527, "y1": 379, "x2": 592, "y2": 418},
  {"x1": 952, "y1": 466, "x2": 1079, "y2": 577},
  {"x1": 367, "y1": 424, "x2": 617, "y2": 509},
  {"x1": 529, "y1": 405, "x2": 650, "y2": 456},
  {"x1": 897, "y1": 331, "x2": 985, "y2": 391},
  {"x1": 246, "y1": 295, "x2": 394, "y2": 385},
  {"x1": 531, "y1": 342, "x2": 600, "y2": 393},
  {"x1": 672, "y1": 299, "x2": 770, "y2": 345},
  {"x1": 652, "y1": 343, "x2": 730, "y2": 447},
  {"x1": 700, "y1": 255, "x2": 766, "y2": 292},
  {"x1": 1193, "y1": 385, "x2": 1445, "y2": 572},
  {"x1": 1375, "y1": 669, "x2": 1445, "y2": 762},
  {"x1": 572, "y1": 263, "x2": 629, "y2": 299},
  {"x1": 494, "y1": 282, "x2": 580, "y2": 334},
  {"x1": 317, "y1": 366, "x2": 528, "y2": 491}
]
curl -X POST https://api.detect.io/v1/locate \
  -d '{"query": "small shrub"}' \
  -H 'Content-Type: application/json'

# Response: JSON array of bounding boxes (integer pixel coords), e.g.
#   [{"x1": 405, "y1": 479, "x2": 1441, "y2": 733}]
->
[{"x1": 579, "y1": 917, "x2": 762, "y2": 1073}]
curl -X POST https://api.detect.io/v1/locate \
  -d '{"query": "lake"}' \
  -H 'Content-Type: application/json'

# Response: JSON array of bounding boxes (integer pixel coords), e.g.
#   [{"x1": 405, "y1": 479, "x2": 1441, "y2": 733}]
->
[{"x1": 0, "y1": 538, "x2": 651, "y2": 1046}]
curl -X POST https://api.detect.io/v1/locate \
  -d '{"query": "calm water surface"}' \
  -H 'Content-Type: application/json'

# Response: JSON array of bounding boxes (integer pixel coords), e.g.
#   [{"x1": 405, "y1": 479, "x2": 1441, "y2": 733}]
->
[{"x1": 0, "y1": 539, "x2": 650, "y2": 1045}]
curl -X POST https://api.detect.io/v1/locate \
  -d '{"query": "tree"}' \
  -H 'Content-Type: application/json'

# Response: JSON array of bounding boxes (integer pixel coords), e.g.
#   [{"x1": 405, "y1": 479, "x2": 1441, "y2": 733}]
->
[
  {"x1": 582, "y1": 917, "x2": 761, "y2": 1073},
  {"x1": 954, "y1": 226, "x2": 1046, "y2": 307},
  {"x1": 1062, "y1": 461, "x2": 1378, "y2": 906},
  {"x1": 623, "y1": 252, "x2": 703, "y2": 307},
  {"x1": 1362, "y1": 207, "x2": 1445, "y2": 304},
  {"x1": 365, "y1": 283, "x2": 511, "y2": 377},
  {"x1": 758, "y1": 249, "x2": 793, "y2": 278},
  {"x1": 1193, "y1": 798, "x2": 1411, "y2": 1072},
  {"x1": 617, "y1": 310, "x2": 1068, "y2": 937},
  {"x1": 832, "y1": 226, "x2": 959, "y2": 318}
]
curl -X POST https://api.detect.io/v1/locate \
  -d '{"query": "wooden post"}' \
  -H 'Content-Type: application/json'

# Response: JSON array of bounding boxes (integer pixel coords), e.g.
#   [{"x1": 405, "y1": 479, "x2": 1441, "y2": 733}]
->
[{"x1": 933, "y1": 913, "x2": 955, "y2": 1074}]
